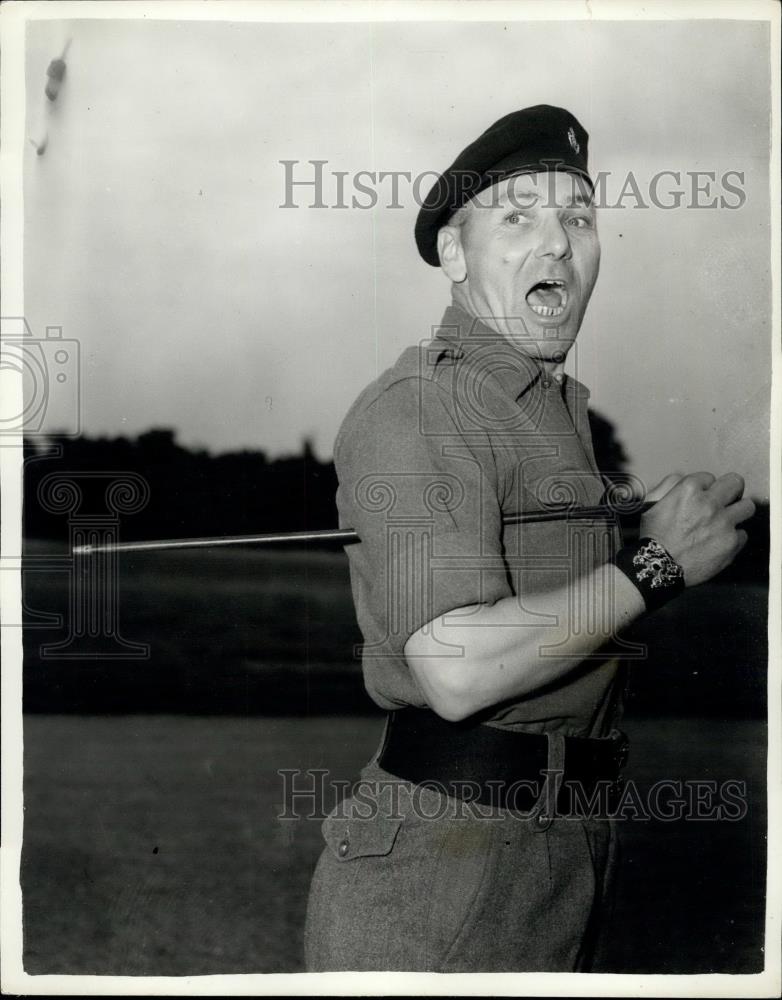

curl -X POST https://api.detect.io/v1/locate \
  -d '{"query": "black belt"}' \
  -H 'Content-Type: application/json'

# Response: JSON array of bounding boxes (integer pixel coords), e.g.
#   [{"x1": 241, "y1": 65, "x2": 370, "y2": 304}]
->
[{"x1": 378, "y1": 708, "x2": 629, "y2": 817}]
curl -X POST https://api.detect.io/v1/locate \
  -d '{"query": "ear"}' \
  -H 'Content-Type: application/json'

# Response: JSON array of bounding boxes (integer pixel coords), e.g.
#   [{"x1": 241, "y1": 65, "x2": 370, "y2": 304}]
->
[{"x1": 437, "y1": 225, "x2": 467, "y2": 283}]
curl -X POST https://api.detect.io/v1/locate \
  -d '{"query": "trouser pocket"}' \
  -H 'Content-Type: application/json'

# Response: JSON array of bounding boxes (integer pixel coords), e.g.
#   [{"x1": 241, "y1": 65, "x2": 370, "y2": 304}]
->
[
  {"x1": 304, "y1": 791, "x2": 415, "y2": 971},
  {"x1": 304, "y1": 781, "x2": 499, "y2": 971}
]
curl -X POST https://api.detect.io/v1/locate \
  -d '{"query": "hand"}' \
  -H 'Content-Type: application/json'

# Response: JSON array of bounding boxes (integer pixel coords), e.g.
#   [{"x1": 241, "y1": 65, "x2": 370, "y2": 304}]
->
[{"x1": 639, "y1": 472, "x2": 756, "y2": 587}]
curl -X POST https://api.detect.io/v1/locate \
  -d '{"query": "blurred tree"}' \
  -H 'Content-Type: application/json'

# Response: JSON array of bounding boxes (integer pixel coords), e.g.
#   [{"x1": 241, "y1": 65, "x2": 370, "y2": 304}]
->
[{"x1": 587, "y1": 408, "x2": 630, "y2": 483}]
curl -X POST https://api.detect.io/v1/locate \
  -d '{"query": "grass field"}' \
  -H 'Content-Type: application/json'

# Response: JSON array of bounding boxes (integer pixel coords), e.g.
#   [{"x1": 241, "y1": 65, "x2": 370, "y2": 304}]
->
[
  {"x1": 19, "y1": 543, "x2": 768, "y2": 975},
  {"x1": 22, "y1": 544, "x2": 767, "y2": 717},
  {"x1": 22, "y1": 713, "x2": 766, "y2": 976}
]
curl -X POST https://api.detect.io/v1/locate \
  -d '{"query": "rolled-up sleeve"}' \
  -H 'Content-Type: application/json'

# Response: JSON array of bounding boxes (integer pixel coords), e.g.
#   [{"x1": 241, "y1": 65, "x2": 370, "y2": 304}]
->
[{"x1": 335, "y1": 376, "x2": 513, "y2": 690}]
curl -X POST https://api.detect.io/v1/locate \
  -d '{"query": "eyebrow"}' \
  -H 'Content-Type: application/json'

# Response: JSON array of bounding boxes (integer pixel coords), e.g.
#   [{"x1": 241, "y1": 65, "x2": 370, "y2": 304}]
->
[
  {"x1": 502, "y1": 190, "x2": 541, "y2": 208},
  {"x1": 565, "y1": 192, "x2": 594, "y2": 208},
  {"x1": 498, "y1": 190, "x2": 595, "y2": 211}
]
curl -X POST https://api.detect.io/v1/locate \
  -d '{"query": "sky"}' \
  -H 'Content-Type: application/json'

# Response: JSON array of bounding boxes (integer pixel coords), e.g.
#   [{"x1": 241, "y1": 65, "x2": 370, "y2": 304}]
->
[{"x1": 22, "y1": 13, "x2": 773, "y2": 499}]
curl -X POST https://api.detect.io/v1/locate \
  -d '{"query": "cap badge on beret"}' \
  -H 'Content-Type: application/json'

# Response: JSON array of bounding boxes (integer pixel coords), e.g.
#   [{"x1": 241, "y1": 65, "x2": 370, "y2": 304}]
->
[{"x1": 567, "y1": 126, "x2": 580, "y2": 154}]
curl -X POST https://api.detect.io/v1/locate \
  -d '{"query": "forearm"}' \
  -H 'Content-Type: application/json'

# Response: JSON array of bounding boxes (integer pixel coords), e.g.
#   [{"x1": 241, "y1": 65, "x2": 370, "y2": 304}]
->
[{"x1": 404, "y1": 564, "x2": 646, "y2": 721}]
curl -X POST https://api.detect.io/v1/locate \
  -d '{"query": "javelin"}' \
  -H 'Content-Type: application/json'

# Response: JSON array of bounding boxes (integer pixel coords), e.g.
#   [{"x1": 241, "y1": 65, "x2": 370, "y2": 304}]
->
[{"x1": 72, "y1": 501, "x2": 654, "y2": 555}]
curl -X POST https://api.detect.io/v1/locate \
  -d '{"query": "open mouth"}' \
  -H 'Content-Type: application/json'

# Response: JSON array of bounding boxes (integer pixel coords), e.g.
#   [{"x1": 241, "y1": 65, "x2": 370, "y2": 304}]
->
[{"x1": 525, "y1": 279, "x2": 569, "y2": 318}]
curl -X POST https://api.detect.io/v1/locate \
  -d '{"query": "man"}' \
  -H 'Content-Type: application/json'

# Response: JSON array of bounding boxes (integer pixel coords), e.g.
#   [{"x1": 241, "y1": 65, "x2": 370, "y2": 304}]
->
[{"x1": 304, "y1": 105, "x2": 754, "y2": 972}]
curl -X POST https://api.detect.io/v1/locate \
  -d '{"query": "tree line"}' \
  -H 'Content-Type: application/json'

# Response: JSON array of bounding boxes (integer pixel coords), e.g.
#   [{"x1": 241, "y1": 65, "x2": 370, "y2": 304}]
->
[
  {"x1": 23, "y1": 419, "x2": 767, "y2": 583},
  {"x1": 24, "y1": 429, "x2": 339, "y2": 543}
]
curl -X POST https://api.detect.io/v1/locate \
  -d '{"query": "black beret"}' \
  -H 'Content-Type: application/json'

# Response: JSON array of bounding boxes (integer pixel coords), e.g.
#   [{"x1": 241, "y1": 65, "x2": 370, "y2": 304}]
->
[{"x1": 415, "y1": 105, "x2": 591, "y2": 267}]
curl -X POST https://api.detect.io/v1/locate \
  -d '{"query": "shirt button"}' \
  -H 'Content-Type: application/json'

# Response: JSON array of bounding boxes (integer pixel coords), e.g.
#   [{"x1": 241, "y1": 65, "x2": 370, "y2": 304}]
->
[
  {"x1": 534, "y1": 812, "x2": 552, "y2": 831},
  {"x1": 338, "y1": 838, "x2": 350, "y2": 857},
  {"x1": 542, "y1": 378, "x2": 551, "y2": 389}
]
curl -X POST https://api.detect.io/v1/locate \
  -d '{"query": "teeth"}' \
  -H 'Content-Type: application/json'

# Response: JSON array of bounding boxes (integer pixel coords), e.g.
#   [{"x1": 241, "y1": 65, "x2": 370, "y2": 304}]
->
[
  {"x1": 527, "y1": 279, "x2": 568, "y2": 318},
  {"x1": 529, "y1": 304, "x2": 565, "y2": 317}
]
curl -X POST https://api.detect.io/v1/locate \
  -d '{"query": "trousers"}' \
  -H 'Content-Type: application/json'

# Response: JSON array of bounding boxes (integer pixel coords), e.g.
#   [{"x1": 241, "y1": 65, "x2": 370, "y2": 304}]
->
[{"x1": 304, "y1": 743, "x2": 619, "y2": 972}]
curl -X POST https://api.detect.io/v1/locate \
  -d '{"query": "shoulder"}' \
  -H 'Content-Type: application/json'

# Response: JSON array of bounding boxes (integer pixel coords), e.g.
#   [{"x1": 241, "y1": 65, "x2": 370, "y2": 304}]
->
[{"x1": 334, "y1": 336, "x2": 461, "y2": 460}]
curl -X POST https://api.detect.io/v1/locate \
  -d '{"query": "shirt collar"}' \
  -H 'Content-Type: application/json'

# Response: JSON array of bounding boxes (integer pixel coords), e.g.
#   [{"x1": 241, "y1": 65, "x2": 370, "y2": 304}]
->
[{"x1": 432, "y1": 304, "x2": 590, "y2": 403}]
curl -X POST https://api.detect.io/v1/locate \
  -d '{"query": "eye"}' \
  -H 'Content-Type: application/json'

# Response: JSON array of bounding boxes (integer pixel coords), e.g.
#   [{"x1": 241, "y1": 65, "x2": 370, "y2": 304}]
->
[
  {"x1": 505, "y1": 211, "x2": 531, "y2": 226},
  {"x1": 566, "y1": 215, "x2": 593, "y2": 229}
]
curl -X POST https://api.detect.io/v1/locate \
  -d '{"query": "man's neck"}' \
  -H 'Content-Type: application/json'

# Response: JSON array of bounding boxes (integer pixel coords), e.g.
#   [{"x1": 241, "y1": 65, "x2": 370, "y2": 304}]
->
[{"x1": 449, "y1": 292, "x2": 567, "y2": 378}]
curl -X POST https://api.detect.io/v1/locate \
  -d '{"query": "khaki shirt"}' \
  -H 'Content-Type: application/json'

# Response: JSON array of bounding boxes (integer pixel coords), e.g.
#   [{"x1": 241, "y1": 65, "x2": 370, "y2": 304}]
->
[{"x1": 334, "y1": 304, "x2": 626, "y2": 737}]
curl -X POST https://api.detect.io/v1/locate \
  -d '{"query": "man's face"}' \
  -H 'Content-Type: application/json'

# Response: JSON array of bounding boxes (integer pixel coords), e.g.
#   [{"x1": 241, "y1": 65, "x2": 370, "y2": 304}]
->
[{"x1": 442, "y1": 171, "x2": 601, "y2": 363}]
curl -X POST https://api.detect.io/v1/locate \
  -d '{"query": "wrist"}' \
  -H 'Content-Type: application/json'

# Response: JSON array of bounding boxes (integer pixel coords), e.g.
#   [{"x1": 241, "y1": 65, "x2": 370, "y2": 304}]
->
[{"x1": 613, "y1": 537, "x2": 686, "y2": 613}]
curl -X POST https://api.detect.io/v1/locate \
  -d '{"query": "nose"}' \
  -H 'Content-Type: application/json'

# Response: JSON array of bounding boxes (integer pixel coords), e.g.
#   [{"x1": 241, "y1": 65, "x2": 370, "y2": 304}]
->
[{"x1": 534, "y1": 215, "x2": 572, "y2": 260}]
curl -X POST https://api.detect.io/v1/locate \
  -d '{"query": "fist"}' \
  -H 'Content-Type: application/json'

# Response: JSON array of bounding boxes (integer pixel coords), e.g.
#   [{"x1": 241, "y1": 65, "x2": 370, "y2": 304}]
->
[{"x1": 639, "y1": 472, "x2": 755, "y2": 587}]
